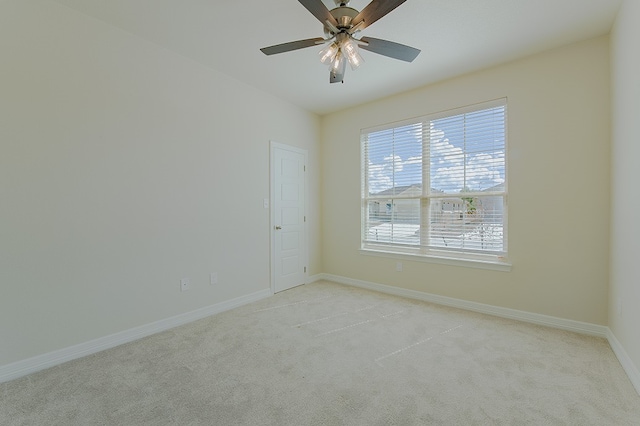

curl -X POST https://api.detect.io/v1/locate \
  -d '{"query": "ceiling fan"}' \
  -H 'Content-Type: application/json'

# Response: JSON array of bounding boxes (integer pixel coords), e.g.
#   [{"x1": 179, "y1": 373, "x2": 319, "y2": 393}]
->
[{"x1": 260, "y1": 0, "x2": 420, "y2": 83}]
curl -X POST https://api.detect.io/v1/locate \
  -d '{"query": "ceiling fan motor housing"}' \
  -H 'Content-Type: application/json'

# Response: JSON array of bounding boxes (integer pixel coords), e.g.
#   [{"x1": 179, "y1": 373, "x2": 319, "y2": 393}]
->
[{"x1": 326, "y1": 6, "x2": 359, "y2": 35}]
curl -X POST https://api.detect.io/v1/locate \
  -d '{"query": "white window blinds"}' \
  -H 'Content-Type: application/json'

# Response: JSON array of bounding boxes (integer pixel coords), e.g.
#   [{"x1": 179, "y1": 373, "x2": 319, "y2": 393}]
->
[{"x1": 362, "y1": 99, "x2": 507, "y2": 259}]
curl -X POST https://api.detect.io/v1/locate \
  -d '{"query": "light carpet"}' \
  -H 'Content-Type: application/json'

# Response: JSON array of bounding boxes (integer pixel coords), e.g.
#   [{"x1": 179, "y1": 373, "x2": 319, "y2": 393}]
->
[{"x1": 1, "y1": 280, "x2": 639, "y2": 425}]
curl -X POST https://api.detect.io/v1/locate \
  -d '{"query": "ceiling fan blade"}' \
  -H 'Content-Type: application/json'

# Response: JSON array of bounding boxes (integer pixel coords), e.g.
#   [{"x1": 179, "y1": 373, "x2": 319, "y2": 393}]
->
[
  {"x1": 352, "y1": 0, "x2": 407, "y2": 30},
  {"x1": 260, "y1": 38, "x2": 325, "y2": 55},
  {"x1": 359, "y1": 36, "x2": 420, "y2": 62},
  {"x1": 298, "y1": 0, "x2": 340, "y2": 28}
]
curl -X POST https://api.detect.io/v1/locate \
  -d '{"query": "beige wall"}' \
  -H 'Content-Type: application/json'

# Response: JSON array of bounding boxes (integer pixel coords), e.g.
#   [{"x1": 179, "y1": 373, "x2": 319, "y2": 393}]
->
[
  {"x1": 610, "y1": 0, "x2": 640, "y2": 380},
  {"x1": 0, "y1": 0, "x2": 321, "y2": 365},
  {"x1": 322, "y1": 36, "x2": 611, "y2": 325},
  {"x1": 3, "y1": 0, "x2": 635, "y2": 384}
]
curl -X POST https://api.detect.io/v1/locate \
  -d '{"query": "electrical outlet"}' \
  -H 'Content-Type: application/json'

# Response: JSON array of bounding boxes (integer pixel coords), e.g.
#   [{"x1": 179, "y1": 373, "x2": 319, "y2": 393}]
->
[
  {"x1": 396, "y1": 262, "x2": 403, "y2": 272},
  {"x1": 210, "y1": 272, "x2": 218, "y2": 285},
  {"x1": 180, "y1": 278, "x2": 191, "y2": 292}
]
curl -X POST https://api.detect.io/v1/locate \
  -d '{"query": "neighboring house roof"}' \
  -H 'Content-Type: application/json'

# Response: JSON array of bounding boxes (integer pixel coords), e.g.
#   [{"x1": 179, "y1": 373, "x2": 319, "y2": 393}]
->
[
  {"x1": 373, "y1": 184, "x2": 421, "y2": 197},
  {"x1": 374, "y1": 183, "x2": 504, "y2": 197},
  {"x1": 483, "y1": 183, "x2": 505, "y2": 192}
]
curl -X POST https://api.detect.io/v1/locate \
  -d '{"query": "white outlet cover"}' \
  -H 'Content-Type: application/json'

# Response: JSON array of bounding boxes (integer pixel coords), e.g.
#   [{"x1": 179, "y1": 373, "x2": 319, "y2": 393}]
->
[
  {"x1": 210, "y1": 273, "x2": 218, "y2": 285},
  {"x1": 180, "y1": 278, "x2": 190, "y2": 292}
]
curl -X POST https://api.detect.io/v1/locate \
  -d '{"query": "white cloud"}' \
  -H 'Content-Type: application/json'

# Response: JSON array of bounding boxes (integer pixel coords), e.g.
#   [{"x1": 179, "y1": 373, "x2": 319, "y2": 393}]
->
[
  {"x1": 368, "y1": 154, "x2": 427, "y2": 193},
  {"x1": 430, "y1": 132, "x2": 504, "y2": 191},
  {"x1": 368, "y1": 130, "x2": 505, "y2": 194},
  {"x1": 404, "y1": 156, "x2": 422, "y2": 165},
  {"x1": 383, "y1": 155, "x2": 404, "y2": 173},
  {"x1": 367, "y1": 160, "x2": 394, "y2": 193}
]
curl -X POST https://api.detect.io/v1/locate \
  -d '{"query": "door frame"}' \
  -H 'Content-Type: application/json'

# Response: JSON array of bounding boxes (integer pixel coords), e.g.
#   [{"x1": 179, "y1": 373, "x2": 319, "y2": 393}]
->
[{"x1": 270, "y1": 141, "x2": 309, "y2": 294}]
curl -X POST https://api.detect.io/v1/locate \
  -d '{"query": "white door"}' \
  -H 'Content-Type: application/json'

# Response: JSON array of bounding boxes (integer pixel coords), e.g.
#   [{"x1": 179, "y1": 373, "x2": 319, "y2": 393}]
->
[{"x1": 271, "y1": 142, "x2": 307, "y2": 293}]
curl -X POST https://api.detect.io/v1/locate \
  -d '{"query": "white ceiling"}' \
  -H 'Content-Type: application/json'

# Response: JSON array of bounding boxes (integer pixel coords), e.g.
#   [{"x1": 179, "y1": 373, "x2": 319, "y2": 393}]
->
[{"x1": 51, "y1": 0, "x2": 621, "y2": 115}]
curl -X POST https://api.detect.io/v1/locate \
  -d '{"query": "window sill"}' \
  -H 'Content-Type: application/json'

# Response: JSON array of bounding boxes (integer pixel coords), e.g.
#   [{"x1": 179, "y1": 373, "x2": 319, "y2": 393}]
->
[{"x1": 359, "y1": 247, "x2": 512, "y2": 272}]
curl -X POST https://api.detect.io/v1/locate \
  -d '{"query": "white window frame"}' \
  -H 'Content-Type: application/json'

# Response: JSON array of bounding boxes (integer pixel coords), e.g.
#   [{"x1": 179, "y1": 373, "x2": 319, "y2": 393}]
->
[{"x1": 360, "y1": 99, "x2": 510, "y2": 271}]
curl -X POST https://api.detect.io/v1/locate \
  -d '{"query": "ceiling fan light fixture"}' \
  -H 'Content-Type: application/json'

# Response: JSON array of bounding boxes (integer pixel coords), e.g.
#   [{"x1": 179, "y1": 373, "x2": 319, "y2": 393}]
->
[
  {"x1": 342, "y1": 38, "x2": 364, "y2": 70},
  {"x1": 319, "y1": 42, "x2": 339, "y2": 65},
  {"x1": 331, "y1": 50, "x2": 346, "y2": 73},
  {"x1": 260, "y1": 0, "x2": 421, "y2": 84}
]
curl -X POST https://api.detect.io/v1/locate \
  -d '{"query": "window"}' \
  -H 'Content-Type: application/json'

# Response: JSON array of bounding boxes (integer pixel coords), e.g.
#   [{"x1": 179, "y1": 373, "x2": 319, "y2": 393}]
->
[{"x1": 361, "y1": 99, "x2": 507, "y2": 266}]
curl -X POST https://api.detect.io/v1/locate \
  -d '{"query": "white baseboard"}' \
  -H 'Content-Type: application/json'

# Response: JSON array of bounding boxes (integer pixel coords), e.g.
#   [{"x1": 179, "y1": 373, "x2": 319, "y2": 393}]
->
[
  {"x1": 606, "y1": 328, "x2": 640, "y2": 395},
  {"x1": 307, "y1": 274, "x2": 324, "y2": 284},
  {"x1": 5, "y1": 275, "x2": 639, "y2": 398},
  {"x1": 316, "y1": 273, "x2": 608, "y2": 337},
  {"x1": 0, "y1": 288, "x2": 272, "y2": 384},
  {"x1": 315, "y1": 273, "x2": 640, "y2": 396}
]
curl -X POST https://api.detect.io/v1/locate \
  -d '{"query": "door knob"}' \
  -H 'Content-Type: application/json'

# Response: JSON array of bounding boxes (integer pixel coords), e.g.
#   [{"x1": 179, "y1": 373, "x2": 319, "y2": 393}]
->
[{"x1": 275, "y1": 226, "x2": 282, "y2": 230}]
